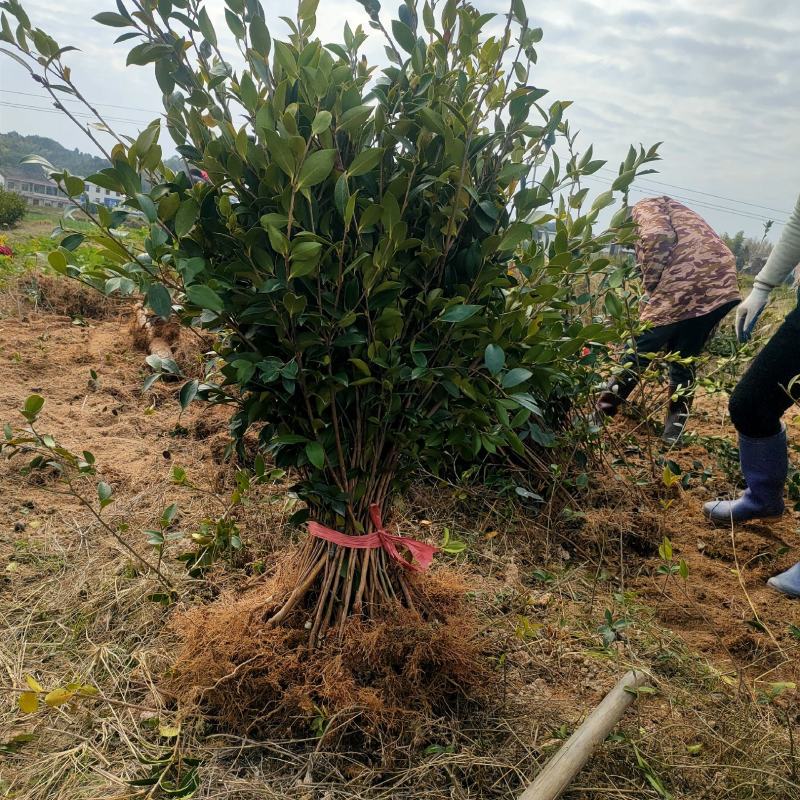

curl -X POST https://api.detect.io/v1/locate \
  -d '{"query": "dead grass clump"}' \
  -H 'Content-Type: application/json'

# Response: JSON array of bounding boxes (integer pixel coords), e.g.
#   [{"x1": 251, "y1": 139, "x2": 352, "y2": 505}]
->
[
  {"x1": 167, "y1": 564, "x2": 494, "y2": 747},
  {"x1": 22, "y1": 273, "x2": 123, "y2": 319},
  {"x1": 581, "y1": 507, "x2": 664, "y2": 558}
]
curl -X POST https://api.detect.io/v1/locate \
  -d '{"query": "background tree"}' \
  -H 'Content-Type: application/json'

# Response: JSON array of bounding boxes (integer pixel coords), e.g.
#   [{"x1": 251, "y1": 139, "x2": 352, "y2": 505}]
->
[
  {"x1": 723, "y1": 220, "x2": 774, "y2": 275},
  {"x1": 0, "y1": 185, "x2": 27, "y2": 226}
]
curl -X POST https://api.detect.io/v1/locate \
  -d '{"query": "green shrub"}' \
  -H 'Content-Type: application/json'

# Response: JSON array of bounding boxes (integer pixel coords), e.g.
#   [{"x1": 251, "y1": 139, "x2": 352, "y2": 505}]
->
[
  {"x1": 2, "y1": 0, "x2": 657, "y2": 643},
  {"x1": 0, "y1": 186, "x2": 26, "y2": 227}
]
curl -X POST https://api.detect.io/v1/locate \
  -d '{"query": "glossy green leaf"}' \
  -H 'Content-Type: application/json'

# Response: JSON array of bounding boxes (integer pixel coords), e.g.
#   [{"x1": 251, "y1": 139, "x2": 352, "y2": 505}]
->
[
  {"x1": 297, "y1": 149, "x2": 336, "y2": 188},
  {"x1": 502, "y1": 368, "x2": 533, "y2": 389},
  {"x1": 311, "y1": 110, "x2": 332, "y2": 136},
  {"x1": 185, "y1": 284, "x2": 224, "y2": 313},
  {"x1": 305, "y1": 441, "x2": 325, "y2": 469},
  {"x1": 484, "y1": 344, "x2": 505, "y2": 375},
  {"x1": 440, "y1": 304, "x2": 481, "y2": 323},
  {"x1": 146, "y1": 283, "x2": 172, "y2": 319}
]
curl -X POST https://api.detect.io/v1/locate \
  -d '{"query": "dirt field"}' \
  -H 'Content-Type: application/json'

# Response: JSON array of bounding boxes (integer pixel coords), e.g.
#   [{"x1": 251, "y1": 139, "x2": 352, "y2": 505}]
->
[{"x1": 0, "y1": 275, "x2": 798, "y2": 799}]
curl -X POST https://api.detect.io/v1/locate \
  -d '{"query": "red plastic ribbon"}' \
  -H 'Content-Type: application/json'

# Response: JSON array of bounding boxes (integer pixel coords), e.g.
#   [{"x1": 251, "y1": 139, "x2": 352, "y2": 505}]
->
[{"x1": 308, "y1": 504, "x2": 438, "y2": 573}]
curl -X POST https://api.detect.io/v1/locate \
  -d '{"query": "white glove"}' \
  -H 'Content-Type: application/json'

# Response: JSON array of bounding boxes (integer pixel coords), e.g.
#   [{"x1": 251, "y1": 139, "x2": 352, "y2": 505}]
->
[{"x1": 735, "y1": 281, "x2": 772, "y2": 342}]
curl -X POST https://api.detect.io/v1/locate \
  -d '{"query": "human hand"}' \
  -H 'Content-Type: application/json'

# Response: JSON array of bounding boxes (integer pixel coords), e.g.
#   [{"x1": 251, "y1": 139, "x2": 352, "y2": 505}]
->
[{"x1": 735, "y1": 284, "x2": 771, "y2": 342}]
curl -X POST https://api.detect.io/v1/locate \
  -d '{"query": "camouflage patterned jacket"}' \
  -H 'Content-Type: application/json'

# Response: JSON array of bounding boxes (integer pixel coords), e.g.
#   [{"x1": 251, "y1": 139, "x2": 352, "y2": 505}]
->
[{"x1": 631, "y1": 196, "x2": 740, "y2": 327}]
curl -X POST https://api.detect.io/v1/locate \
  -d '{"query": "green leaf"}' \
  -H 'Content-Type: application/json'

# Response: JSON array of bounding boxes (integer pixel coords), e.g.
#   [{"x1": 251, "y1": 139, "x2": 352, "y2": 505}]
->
[
  {"x1": 22, "y1": 394, "x2": 44, "y2": 420},
  {"x1": 283, "y1": 292, "x2": 307, "y2": 316},
  {"x1": 440, "y1": 304, "x2": 481, "y2": 323},
  {"x1": 347, "y1": 147, "x2": 383, "y2": 177},
  {"x1": 63, "y1": 175, "x2": 85, "y2": 197},
  {"x1": 417, "y1": 107, "x2": 446, "y2": 136},
  {"x1": 612, "y1": 169, "x2": 636, "y2": 192},
  {"x1": 179, "y1": 380, "x2": 199, "y2": 411},
  {"x1": 185, "y1": 285, "x2": 224, "y2": 313},
  {"x1": 305, "y1": 441, "x2": 325, "y2": 469},
  {"x1": 198, "y1": 6, "x2": 217, "y2": 46},
  {"x1": 263, "y1": 129, "x2": 296, "y2": 178},
  {"x1": 146, "y1": 284, "x2": 172, "y2": 319},
  {"x1": 61, "y1": 233, "x2": 86, "y2": 252},
  {"x1": 591, "y1": 190, "x2": 615, "y2": 211},
  {"x1": 297, "y1": 149, "x2": 336, "y2": 188},
  {"x1": 298, "y1": 0, "x2": 319, "y2": 19},
  {"x1": 498, "y1": 222, "x2": 531, "y2": 251},
  {"x1": 225, "y1": 9, "x2": 245, "y2": 37},
  {"x1": 391, "y1": 19, "x2": 415, "y2": 53},
  {"x1": 501, "y1": 368, "x2": 532, "y2": 389},
  {"x1": 92, "y1": 12, "x2": 131, "y2": 27},
  {"x1": 334, "y1": 173, "x2": 349, "y2": 217},
  {"x1": 48, "y1": 250, "x2": 67, "y2": 271},
  {"x1": 250, "y1": 14, "x2": 271, "y2": 56},
  {"x1": 659, "y1": 536, "x2": 673, "y2": 561},
  {"x1": 289, "y1": 259, "x2": 318, "y2": 279},
  {"x1": 175, "y1": 199, "x2": 199, "y2": 238},
  {"x1": 311, "y1": 110, "x2": 332, "y2": 136},
  {"x1": 97, "y1": 482, "x2": 113, "y2": 507},
  {"x1": 484, "y1": 344, "x2": 505, "y2": 375},
  {"x1": 135, "y1": 193, "x2": 157, "y2": 222}
]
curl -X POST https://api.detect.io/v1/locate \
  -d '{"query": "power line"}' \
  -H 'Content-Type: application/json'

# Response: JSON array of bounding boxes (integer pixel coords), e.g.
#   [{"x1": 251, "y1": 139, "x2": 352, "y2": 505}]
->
[
  {"x1": 0, "y1": 100, "x2": 151, "y2": 127},
  {"x1": 598, "y1": 167, "x2": 792, "y2": 217},
  {"x1": 0, "y1": 88, "x2": 160, "y2": 116},
  {"x1": 582, "y1": 175, "x2": 787, "y2": 226}
]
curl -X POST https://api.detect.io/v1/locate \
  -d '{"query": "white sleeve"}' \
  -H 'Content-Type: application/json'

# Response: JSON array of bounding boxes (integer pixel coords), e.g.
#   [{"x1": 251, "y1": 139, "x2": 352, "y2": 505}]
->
[{"x1": 756, "y1": 192, "x2": 800, "y2": 288}]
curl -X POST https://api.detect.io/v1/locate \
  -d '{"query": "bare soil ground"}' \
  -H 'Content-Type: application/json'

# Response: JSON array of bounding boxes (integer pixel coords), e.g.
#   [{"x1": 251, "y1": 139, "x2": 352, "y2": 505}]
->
[{"x1": 0, "y1": 277, "x2": 798, "y2": 800}]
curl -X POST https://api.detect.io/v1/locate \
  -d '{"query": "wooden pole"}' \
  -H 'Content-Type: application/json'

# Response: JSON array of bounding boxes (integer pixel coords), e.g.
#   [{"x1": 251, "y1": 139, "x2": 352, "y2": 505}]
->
[{"x1": 518, "y1": 670, "x2": 650, "y2": 800}]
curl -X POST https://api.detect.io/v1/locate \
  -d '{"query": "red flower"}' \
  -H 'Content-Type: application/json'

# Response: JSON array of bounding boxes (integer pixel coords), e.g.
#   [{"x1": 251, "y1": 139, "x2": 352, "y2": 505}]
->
[
  {"x1": 581, "y1": 346, "x2": 591, "y2": 357},
  {"x1": 0, "y1": 245, "x2": 13, "y2": 257}
]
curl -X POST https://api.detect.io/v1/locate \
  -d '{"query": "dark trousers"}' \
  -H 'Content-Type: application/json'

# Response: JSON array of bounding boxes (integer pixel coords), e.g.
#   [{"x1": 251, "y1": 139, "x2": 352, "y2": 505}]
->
[
  {"x1": 730, "y1": 298, "x2": 800, "y2": 438},
  {"x1": 614, "y1": 301, "x2": 737, "y2": 397}
]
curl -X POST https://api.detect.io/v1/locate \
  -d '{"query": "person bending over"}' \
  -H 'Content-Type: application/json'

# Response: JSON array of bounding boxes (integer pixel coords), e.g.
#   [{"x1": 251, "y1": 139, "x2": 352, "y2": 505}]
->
[
  {"x1": 705, "y1": 191, "x2": 800, "y2": 597},
  {"x1": 596, "y1": 196, "x2": 740, "y2": 443}
]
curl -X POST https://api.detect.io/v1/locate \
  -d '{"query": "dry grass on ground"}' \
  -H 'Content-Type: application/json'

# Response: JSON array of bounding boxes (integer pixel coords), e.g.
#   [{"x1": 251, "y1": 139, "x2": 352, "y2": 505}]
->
[{"x1": 0, "y1": 275, "x2": 798, "y2": 800}]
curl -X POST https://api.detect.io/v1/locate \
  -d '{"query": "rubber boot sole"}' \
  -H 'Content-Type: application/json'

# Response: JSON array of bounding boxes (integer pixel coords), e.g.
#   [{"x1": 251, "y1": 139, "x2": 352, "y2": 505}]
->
[{"x1": 704, "y1": 511, "x2": 784, "y2": 527}]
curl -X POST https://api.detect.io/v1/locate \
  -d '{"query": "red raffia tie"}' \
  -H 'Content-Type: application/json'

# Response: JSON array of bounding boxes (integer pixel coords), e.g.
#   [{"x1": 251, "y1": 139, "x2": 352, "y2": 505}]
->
[{"x1": 308, "y1": 503, "x2": 438, "y2": 573}]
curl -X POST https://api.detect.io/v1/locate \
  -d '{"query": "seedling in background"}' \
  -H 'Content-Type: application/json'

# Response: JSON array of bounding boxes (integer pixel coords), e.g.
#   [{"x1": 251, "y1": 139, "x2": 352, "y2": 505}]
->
[
  {"x1": 154, "y1": 459, "x2": 284, "y2": 580},
  {"x1": 129, "y1": 726, "x2": 201, "y2": 799},
  {"x1": 531, "y1": 568, "x2": 557, "y2": 584},
  {"x1": 440, "y1": 527, "x2": 467, "y2": 555},
  {"x1": 598, "y1": 609, "x2": 632, "y2": 647},
  {"x1": 18, "y1": 674, "x2": 98, "y2": 715},
  {"x1": 2, "y1": 395, "x2": 171, "y2": 588},
  {"x1": 515, "y1": 615, "x2": 542, "y2": 641},
  {"x1": 657, "y1": 536, "x2": 689, "y2": 581}
]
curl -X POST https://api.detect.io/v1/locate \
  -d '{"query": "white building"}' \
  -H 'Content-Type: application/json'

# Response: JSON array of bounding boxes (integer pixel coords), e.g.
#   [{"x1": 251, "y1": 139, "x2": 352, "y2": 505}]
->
[
  {"x1": 0, "y1": 169, "x2": 124, "y2": 210},
  {"x1": 0, "y1": 169, "x2": 71, "y2": 210},
  {"x1": 84, "y1": 181, "x2": 124, "y2": 209}
]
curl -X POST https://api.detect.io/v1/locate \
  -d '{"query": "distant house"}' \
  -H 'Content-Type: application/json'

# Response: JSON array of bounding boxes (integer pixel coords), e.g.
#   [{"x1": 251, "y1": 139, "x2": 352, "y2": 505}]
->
[
  {"x1": 0, "y1": 169, "x2": 123, "y2": 210},
  {"x1": 0, "y1": 169, "x2": 71, "y2": 210},
  {"x1": 83, "y1": 181, "x2": 124, "y2": 209}
]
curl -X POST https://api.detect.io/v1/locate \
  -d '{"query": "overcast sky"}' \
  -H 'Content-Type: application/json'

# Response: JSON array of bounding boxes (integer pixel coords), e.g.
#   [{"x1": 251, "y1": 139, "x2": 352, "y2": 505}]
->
[{"x1": 1, "y1": 0, "x2": 798, "y2": 238}]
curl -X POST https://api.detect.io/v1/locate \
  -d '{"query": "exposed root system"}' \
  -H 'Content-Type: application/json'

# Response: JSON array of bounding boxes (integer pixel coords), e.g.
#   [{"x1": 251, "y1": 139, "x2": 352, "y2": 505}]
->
[
  {"x1": 168, "y1": 559, "x2": 494, "y2": 742},
  {"x1": 264, "y1": 536, "x2": 423, "y2": 648}
]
